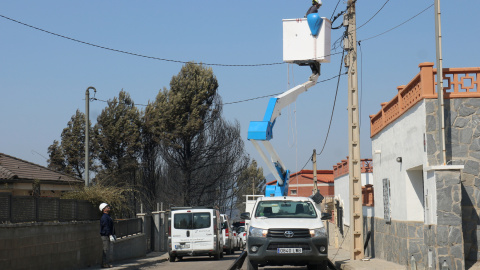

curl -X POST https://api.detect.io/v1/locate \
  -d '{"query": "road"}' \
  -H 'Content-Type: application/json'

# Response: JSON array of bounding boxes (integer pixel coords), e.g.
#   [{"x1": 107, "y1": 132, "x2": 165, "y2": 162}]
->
[{"x1": 135, "y1": 253, "x2": 329, "y2": 270}]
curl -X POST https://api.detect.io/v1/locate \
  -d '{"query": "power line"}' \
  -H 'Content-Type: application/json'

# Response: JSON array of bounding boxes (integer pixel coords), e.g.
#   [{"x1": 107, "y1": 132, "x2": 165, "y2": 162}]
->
[
  {"x1": 222, "y1": 72, "x2": 347, "y2": 105},
  {"x1": 359, "y1": 3, "x2": 434, "y2": 42},
  {"x1": 317, "y1": 47, "x2": 346, "y2": 157},
  {"x1": 0, "y1": 14, "x2": 283, "y2": 67},
  {"x1": 356, "y1": 0, "x2": 390, "y2": 30}
]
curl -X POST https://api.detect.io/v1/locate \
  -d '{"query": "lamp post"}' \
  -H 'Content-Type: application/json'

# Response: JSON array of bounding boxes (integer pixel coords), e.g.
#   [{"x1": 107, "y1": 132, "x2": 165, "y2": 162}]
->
[{"x1": 85, "y1": 86, "x2": 96, "y2": 186}]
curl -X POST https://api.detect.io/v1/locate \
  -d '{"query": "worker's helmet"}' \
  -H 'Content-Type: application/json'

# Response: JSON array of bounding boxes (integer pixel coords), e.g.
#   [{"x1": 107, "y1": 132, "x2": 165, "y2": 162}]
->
[
  {"x1": 313, "y1": 0, "x2": 322, "y2": 5},
  {"x1": 99, "y1": 203, "x2": 109, "y2": 212}
]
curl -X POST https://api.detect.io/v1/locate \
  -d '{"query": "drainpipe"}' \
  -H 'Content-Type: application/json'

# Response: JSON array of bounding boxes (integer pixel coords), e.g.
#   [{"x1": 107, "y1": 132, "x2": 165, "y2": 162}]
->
[{"x1": 434, "y1": 0, "x2": 447, "y2": 165}]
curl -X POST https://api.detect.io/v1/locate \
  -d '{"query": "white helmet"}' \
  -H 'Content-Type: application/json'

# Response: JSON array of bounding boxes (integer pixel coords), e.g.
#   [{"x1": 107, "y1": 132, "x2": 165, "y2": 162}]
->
[{"x1": 99, "y1": 203, "x2": 109, "y2": 212}]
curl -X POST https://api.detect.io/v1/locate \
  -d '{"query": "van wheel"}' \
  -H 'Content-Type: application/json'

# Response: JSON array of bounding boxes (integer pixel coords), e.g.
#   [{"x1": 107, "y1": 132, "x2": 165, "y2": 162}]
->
[
  {"x1": 220, "y1": 251, "x2": 224, "y2": 258},
  {"x1": 231, "y1": 248, "x2": 235, "y2": 255},
  {"x1": 168, "y1": 255, "x2": 176, "y2": 262},
  {"x1": 246, "y1": 259, "x2": 258, "y2": 270}
]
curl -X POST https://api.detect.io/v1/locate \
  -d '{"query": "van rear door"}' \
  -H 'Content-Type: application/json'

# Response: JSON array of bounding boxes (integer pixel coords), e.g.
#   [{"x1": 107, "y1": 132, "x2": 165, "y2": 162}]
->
[{"x1": 172, "y1": 210, "x2": 215, "y2": 252}]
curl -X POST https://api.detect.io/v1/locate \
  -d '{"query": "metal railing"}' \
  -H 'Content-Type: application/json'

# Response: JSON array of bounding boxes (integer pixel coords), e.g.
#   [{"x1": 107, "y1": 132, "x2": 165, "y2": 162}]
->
[
  {"x1": 0, "y1": 193, "x2": 99, "y2": 223},
  {"x1": 115, "y1": 218, "x2": 142, "y2": 238}
]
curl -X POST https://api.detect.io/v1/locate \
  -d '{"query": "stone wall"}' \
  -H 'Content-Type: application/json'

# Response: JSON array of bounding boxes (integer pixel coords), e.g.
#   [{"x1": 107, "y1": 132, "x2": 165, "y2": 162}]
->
[
  {"x1": 426, "y1": 98, "x2": 480, "y2": 262},
  {"x1": 0, "y1": 221, "x2": 102, "y2": 270},
  {"x1": 372, "y1": 169, "x2": 464, "y2": 270}
]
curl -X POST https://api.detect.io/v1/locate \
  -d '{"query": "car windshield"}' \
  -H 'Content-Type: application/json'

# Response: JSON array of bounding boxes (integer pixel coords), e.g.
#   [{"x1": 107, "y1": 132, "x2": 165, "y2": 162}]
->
[
  {"x1": 254, "y1": 200, "x2": 317, "y2": 218},
  {"x1": 237, "y1": 227, "x2": 245, "y2": 233}
]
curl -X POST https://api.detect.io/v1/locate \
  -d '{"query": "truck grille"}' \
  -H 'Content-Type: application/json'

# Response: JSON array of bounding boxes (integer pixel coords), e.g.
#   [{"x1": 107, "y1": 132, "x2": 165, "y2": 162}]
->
[
  {"x1": 267, "y1": 243, "x2": 311, "y2": 250},
  {"x1": 267, "y1": 229, "x2": 310, "y2": 238}
]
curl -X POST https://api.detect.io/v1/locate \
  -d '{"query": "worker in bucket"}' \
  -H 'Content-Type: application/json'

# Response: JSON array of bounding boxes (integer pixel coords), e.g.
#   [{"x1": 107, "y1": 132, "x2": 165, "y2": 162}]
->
[{"x1": 305, "y1": 0, "x2": 322, "y2": 17}]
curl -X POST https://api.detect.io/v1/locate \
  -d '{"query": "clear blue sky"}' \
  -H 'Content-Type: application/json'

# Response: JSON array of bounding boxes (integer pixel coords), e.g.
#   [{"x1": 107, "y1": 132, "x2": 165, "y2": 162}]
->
[{"x1": 1, "y1": 0, "x2": 479, "y2": 178}]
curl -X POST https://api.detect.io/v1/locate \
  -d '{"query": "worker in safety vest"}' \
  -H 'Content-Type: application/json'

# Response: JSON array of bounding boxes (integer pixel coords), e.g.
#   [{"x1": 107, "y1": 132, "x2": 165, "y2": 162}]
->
[{"x1": 305, "y1": 0, "x2": 322, "y2": 17}]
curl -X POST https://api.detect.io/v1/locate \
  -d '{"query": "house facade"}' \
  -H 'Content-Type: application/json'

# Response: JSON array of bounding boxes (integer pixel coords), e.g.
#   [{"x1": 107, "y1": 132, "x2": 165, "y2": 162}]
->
[
  {"x1": 0, "y1": 153, "x2": 84, "y2": 197},
  {"x1": 288, "y1": 169, "x2": 334, "y2": 197},
  {"x1": 369, "y1": 62, "x2": 480, "y2": 269},
  {"x1": 329, "y1": 157, "x2": 374, "y2": 255}
]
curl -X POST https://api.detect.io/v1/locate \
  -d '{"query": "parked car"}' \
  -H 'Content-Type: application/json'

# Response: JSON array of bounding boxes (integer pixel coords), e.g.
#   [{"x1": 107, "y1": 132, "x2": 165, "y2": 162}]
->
[
  {"x1": 168, "y1": 207, "x2": 223, "y2": 262},
  {"x1": 231, "y1": 225, "x2": 242, "y2": 251},
  {"x1": 220, "y1": 214, "x2": 235, "y2": 255},
  {"x1": 236, "y1": 226, "x2": 247, "y2": 249}
]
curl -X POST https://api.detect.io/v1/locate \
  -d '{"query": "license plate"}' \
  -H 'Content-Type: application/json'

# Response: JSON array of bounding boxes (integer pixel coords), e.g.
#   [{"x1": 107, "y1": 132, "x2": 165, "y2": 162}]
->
[
  {"x1": 175, "y1": 244, "x2": 190, "y2": 249},
  {"x1": 277, "y1": 248, "x2": 302, "y2": 254}
]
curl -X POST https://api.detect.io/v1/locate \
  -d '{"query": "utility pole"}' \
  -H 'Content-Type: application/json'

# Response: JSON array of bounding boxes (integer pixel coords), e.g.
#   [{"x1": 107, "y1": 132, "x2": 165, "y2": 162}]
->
[
  {"x1": 345, "y1": 0, "x2": 364, "y2": 260},
  {"x1": 312, "y1": 149, "x2": 318, "y2": 194},
  {"x1": 434, "y1": 0, "x2": 446, "y2": 165},
  {"x1": 85, "y1": 86, "x2": 96, "y2": 187}
]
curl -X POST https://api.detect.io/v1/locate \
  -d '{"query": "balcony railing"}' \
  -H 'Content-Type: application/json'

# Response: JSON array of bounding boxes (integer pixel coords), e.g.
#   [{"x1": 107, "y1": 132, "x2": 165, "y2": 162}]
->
[{"x1": 370, "y1": 62, "x2": 480, "y2": 137}]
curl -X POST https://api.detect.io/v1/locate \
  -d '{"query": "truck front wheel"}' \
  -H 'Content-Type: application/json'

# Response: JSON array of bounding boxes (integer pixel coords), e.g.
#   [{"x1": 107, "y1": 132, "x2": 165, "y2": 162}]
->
[
  {"x1": 307, "y1": 261, "x2": 328, "y2": 270},
  {"x1": 246, "y1": 258, "x2": 258, "y2": 270}
]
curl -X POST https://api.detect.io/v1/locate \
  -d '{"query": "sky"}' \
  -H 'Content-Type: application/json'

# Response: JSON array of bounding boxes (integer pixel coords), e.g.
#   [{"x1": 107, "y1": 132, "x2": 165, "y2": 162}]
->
[{"x1": 1, "y1": 0, "x2": 479, "y2": 180}]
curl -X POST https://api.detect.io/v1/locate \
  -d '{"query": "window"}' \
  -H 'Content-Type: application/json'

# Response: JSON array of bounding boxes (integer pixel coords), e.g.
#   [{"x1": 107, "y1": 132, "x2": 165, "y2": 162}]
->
[
  {"x1": 290, "y1": 190, "x2": 297, "y2": 195},
  {"x1": 254, "y1": 201, "x2": 317, "y2": 218},
  {"x1": 174, "y1": 212, "x2": 211, "y2": 229}
]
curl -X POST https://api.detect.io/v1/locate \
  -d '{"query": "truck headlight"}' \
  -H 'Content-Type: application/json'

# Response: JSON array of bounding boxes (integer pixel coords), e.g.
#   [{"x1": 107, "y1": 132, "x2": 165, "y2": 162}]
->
[
  {"x1": 310, "y1": 227, "x2": 327, "y2": 238},
  {"x1": 249, "y1": 226, "x2": 268, "y2": 237}
]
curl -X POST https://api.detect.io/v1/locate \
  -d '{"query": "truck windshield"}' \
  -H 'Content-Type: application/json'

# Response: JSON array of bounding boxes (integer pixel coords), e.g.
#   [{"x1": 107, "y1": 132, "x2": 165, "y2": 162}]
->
[
  {"x1": 174, "y1": 212, "x2": 211, "y2": 229},
  {"x1": 254, "y1": 201, "x2": 317, "y2": 218}
]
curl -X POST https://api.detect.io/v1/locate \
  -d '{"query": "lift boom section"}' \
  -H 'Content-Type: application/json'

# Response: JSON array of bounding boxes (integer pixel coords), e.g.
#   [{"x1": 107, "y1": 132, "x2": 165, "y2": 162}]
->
[{"x1": 247, "y1": 15, "x2": 331, "y2": 197}]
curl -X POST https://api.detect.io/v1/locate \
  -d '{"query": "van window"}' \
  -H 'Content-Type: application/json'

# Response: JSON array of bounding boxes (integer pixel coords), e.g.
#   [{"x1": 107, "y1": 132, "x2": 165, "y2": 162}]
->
[{"x1": 174, "y1": 212, "x2": 211, "y2": 229}]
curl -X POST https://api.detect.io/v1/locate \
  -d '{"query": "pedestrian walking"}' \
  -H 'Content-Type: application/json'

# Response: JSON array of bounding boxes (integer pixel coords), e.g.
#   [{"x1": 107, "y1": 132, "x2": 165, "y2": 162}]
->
[{"x1": 99, "y1": 203, "x2": 115, "y2": 268}]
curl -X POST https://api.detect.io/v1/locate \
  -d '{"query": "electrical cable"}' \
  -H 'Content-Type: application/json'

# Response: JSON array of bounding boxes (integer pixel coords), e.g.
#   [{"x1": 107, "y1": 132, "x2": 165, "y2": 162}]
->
[
  {"x1": 316, "y1": 47, "x2": 346, "y2": 157},
  {"x1": 358, "y1": 41, "x2": 363, "y2": 129},
  {"x1": 222, "y1": 73, "x2": 347, "y2": 105},
  {"x1": 0, "y1": 14, "x2": 283, "y2": 67},
  {"x1": 356, "y1": 0, "x2": 390, "y2": 31},
  {"x1": 359, "y1": 4, "x2": 434, "y2": 42},
  {"x1": 330, "y1": 0, "x2": 342, "y2": 21}
]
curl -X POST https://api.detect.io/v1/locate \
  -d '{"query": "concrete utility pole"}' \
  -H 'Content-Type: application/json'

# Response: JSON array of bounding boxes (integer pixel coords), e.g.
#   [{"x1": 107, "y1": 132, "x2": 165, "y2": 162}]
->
[
  {"x1": 345, "y1": 0, "x2": 364, "y2": 260},
  {"x1": 434, "y1": 0, "x2": 447, "y2": 165},
  {"x1": 312, "y1": 149, "x2": 318, "y2": 194},
  {"x1": 85, "y1": 86, "x2": 96, "y2": 187}
]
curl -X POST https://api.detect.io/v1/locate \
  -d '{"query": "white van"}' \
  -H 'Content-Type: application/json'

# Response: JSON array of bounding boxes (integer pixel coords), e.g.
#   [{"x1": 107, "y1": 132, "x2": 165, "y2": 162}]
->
[{"x1": 168, "y1": 207, "x2": 224, "y2": 262}]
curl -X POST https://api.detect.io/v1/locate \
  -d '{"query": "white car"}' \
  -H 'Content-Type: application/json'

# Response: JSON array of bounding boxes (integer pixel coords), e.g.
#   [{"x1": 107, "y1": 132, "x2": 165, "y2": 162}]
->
[{"x1": 236, "y1": 226, "x2": 247, "y2": 249}]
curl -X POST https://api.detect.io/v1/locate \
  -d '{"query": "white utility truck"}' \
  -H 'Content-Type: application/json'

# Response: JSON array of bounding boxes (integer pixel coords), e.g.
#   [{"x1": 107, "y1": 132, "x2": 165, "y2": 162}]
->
[{"x1": 241, "y1": 196, "x2": 330, "y2": 270}]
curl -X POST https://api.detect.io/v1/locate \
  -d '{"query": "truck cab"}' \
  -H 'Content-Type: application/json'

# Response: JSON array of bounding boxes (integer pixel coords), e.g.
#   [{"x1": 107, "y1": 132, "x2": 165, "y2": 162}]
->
[{"x1": 241, "y1": 196, "x2": 330, "y2": 270}]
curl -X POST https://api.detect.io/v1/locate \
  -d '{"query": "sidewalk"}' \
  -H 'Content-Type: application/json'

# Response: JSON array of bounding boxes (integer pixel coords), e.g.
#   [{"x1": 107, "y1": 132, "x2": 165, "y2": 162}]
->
[
  {"x1": 328, "y1": 245, "x2": 406, "y2": 270},
  {"x1": 82, "y1": 252, "x2": 169, "y2": 270}
]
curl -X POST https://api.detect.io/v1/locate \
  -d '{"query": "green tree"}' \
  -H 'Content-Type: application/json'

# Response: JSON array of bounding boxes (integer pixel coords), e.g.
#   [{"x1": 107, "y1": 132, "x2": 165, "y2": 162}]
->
[
  {"x1": 93, "y1": 90, "x2": 142, "y2": 217},
  {"x1": 146, "y1": 62, "x2": 248, "y2": 207},
  {"x1": 47, "y1": 109, "x2": 94, "y2": 179}
]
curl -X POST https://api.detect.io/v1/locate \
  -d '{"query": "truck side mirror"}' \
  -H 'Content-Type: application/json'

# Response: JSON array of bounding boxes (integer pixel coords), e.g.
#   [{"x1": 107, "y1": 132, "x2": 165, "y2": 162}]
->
[
  {"x1": 321, "y1": 212, "x2": 332, "y2": 220},
  {"x1": 240, "y1": 212, "x2": 251, "y2": 220}
]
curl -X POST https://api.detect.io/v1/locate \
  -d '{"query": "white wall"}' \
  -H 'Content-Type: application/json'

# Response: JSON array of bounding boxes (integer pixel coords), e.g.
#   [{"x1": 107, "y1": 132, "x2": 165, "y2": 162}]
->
[
  {"x1": 334, "y1": 172, "x2": 374, "y2": 226},
  {"x1": 372, "y1": 101, "x2": 427, "y2": 222}
]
